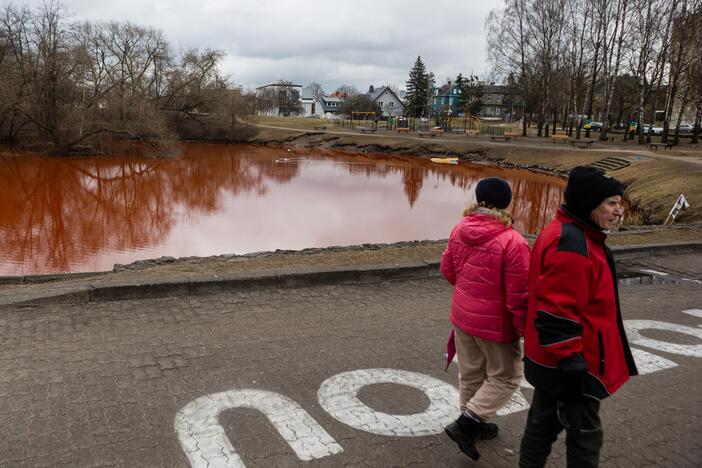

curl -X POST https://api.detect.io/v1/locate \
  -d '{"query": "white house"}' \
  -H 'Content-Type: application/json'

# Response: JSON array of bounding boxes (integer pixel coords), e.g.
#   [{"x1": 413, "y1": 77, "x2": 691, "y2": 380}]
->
[{"x1": 366, "y1": 85, "x2": 405, "y2": 117}]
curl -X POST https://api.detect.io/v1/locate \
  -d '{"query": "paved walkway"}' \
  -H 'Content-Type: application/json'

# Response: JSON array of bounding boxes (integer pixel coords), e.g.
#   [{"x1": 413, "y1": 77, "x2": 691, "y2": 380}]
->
[{"x1": 0, "y1": 253, "x2": 700, "y2": 467}]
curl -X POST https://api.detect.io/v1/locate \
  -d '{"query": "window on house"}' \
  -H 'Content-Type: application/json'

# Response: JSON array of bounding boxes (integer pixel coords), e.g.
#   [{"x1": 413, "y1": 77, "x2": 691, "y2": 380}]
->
[
  {"x1": 388, "y1": 102, "x2": 394, "y2": 108},
  {"x1": 378, "y1": 101, "x2": 383, "y2": 107}
]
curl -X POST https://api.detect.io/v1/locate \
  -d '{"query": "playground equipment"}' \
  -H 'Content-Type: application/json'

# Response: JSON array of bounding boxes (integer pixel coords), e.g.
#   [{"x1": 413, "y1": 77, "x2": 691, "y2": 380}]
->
[
  {"x1": 437, "y1": 114, "x2": 482, "y2": 133},
  {"x1": 387, "y1": 116, "x2": 418, "y2": 131},
  {"x1": 351, "y1": 111, "x2": 378, "y2": 131}
]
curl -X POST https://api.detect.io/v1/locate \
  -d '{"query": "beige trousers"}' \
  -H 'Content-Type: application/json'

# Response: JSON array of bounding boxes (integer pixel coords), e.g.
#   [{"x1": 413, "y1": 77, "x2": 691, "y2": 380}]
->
[{"x1": 454, "y1": 326, "x2": 523, "y2": 419}]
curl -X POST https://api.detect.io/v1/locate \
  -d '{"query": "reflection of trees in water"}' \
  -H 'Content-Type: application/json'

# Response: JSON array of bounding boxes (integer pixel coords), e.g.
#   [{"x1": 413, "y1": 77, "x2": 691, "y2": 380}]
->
[
  {"x1": 0, "y1": 144, "x2": 299, "y2": 273},
  {"x1": 301, "y1": 150, "x2": 564, "y2": 225},
  {"x1": 0, "y1": 144, "x2": 562, "y2": 274}
]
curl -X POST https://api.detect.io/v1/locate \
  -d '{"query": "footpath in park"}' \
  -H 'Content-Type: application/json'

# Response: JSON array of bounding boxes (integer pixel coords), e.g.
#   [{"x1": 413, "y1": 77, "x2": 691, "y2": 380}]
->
[{"x1": 0, "y1": 239, "x2": 701, "y2": 467}]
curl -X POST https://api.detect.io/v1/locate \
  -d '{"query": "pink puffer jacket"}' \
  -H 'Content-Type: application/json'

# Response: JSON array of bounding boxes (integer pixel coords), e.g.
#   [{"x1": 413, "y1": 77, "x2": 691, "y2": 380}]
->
[{"x1": 440, "y1": 210, "x2": 530, "y2": 343}]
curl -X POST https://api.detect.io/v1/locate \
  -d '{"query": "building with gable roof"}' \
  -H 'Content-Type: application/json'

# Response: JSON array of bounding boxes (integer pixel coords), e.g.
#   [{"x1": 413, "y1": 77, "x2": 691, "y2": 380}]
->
[{"x1": 366, "y1": 85, "x2": 405, "y2": 117}]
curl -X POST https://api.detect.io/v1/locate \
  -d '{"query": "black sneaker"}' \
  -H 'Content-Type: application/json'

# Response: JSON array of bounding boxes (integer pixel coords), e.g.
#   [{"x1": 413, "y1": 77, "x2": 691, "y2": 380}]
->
[{"x1": 445, "y1": 418, "x2": 480, "y2": 461}]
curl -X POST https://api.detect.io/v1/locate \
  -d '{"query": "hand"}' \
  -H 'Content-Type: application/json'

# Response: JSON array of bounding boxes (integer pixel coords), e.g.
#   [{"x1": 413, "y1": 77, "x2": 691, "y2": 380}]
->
[
  {"x1": 559, "y1": 369, "x2": 585, "y2": 402},
  {"x1": 558, "y1": 354, "x2": 587, "y2": 401}
]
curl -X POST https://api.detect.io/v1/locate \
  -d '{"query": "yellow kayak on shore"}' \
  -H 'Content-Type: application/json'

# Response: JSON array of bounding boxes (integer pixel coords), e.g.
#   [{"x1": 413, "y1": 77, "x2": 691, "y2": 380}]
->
[{"x1": 430, "y1": 157, "x2": 458, "y2": 165}]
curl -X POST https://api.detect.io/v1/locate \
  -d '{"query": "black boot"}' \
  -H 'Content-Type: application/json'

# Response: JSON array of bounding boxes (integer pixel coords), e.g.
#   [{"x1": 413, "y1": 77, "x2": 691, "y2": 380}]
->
[
  {"x1": 445, "y1": 414, "x2": 481, "y2": 460},
  {"x1": 477, "y1": 420, "x2": 499, "y2": 440}
]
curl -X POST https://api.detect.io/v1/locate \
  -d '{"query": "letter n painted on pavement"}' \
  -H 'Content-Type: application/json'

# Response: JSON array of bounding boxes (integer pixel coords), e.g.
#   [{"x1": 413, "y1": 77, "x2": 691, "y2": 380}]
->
[{"x1": 175, "y1": 389, "x2": 343, "y2": 468}]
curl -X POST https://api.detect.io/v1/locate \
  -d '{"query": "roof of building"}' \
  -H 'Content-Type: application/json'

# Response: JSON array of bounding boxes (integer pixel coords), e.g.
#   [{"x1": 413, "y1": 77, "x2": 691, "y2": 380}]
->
[
  {"x1": 321, "y1": 96, "x2": 344, "y2": 103},
  {"x1": 255, "y1": 83, "x2": 303, "y2": 90},
  {"x1": 366, "y1": 86, "x2": 405, "y2": 109}
]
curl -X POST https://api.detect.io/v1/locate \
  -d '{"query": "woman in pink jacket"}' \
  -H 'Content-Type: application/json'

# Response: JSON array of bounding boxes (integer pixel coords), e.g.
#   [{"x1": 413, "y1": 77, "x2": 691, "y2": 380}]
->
[{"x1": 440, "y1": 177, "x2": 530, "y2": 461}]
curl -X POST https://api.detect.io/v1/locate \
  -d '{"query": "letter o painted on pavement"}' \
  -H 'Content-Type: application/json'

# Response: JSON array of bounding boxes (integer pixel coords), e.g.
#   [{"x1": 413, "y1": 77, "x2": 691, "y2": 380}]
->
[
  {"x1": 317, "y1": 368, "x2": 459, "y2": 437},
  {"x1": 625, "y1": 320, "x2": 702, "y2": 357}
]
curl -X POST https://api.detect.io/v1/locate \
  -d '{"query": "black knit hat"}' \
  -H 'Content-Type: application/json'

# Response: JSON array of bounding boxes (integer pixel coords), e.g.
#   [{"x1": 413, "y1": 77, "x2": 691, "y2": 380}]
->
[
  {"x1": 564, "y1": 166, "x2": 623, "y2": 221},
  {"x1": 476, "y1": 177, "x2": 512, "y2": 209}
]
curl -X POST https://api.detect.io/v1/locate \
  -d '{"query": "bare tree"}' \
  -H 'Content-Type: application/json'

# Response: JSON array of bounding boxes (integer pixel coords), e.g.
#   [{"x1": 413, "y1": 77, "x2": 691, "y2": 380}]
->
[
  {"x1": 334, "y1": 84, "x2": 359, "y2": 97},
  {"x1": 0, "y1": 2, "x2": 247, "y2": 153},
  {"x1": 599, "y1": 0, "x2": 628, "y2": 140},
  {"x1": 308, "y1": 81, "x2": 324, "y2": 98}
]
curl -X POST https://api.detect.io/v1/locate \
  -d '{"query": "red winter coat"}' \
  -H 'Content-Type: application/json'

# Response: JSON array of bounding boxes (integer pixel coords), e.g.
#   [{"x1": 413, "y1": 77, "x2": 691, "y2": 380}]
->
[
  {"x1": 440, "y1": 210, "x2": 530, "y2": 343},
  {"x1": 523, "y1": 208, "x2": 637, "y2": 400}
]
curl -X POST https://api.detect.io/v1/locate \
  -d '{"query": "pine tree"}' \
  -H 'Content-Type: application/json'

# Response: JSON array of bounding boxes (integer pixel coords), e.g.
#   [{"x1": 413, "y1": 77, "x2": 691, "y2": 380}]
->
[
  {"x1": 456, "y1": 74, "x2": 483, "y2": 117},
  {"x1": 405, "y1": 56, "x2": 429, "y2": 117},
  {"x1": 455, "y1": 73, "x2": 466, "y2": 115}
]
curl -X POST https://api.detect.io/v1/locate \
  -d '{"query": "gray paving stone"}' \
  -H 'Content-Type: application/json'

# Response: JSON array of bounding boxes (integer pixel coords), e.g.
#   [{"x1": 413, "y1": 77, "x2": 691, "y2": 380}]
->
[{"x1": 0, "y1": 255, "x2": 700, "y2": 467}]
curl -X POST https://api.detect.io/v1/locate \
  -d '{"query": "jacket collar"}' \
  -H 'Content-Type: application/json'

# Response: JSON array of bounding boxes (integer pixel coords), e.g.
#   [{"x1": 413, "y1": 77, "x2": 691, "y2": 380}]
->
[{"x1": 557, "y1": 206, "x2": 607, "y2": 243}]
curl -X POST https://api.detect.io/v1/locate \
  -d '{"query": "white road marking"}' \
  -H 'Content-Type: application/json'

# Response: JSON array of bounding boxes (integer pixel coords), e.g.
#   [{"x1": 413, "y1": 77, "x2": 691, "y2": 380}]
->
[
  {"x1": 682, "y1": 309, "x2": 702, "y2": 319},
  {"x1": 639, "y1": 269, "x2": 669, "y2": 276},
  {"x1": 681, "y1": 278, "x2": 702, "y2": 284},
  {"x1": 624, "y1": 320, "x2": 702, "y2": 357},
  {"x1": 630, "y1": 347, "x2": 679, "y2": 374},
  {"x1": 497, "y1": 389, "x2": 531, "y2": 416},
  {"x1": 175, "y1": 389, "x2": 343, "y2": 468},
  {"x1": 520, "y1": 377, "x2": 534, "y2": 390},
  {"x1": 317, "y1": 368, "x2": 459, "y2": 436},
  {"x1": 175, "y1": 316, "x2": 702, "y2": 465}
]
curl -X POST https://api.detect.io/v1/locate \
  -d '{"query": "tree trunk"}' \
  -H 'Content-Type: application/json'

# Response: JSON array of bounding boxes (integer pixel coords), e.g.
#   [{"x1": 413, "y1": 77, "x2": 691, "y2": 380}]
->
[
  {"x1": 691, "y1": 103, "x2": 701, "y2": 144},
  {"x1": 673, "y1": 88, "x2": 690, "y2": 145}
]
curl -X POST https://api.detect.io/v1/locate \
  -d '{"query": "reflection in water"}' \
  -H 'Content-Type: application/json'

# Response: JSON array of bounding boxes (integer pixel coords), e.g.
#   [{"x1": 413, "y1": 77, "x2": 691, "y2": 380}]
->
[{"x1": 0, "y1": 143, "x2": 564, "y2": 274}]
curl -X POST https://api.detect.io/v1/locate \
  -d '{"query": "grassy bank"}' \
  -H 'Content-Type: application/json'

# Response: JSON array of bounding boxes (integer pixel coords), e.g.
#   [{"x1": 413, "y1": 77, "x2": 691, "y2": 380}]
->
[{"x1": 245, "y1": 116, "x2": 702, "y2": 225}]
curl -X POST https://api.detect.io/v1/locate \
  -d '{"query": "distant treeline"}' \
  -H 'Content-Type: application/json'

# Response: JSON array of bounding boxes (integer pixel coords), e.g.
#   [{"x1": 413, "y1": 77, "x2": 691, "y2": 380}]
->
[
  {"x1": 0, "y1": 2, "x2": 256, "y2": 154},
  {"x1": 487, "y1": 0, "x2": 702, "y2": 144}
]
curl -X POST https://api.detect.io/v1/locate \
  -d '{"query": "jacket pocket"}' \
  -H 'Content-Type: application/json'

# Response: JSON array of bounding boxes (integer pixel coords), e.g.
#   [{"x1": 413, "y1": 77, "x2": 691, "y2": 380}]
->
[{"x1": 597, "y1": 331, "x2": 605, "y2": 375}]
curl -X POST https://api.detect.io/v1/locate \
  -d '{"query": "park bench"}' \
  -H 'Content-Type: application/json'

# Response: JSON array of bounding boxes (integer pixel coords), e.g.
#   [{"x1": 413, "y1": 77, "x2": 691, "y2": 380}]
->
[
  {"x1": 465, "y1": 130, "x2": 479, "y2": 138},
  {"x1": 417, "y1": 131, "x2": 436, "y2": 139},
  {"x1": 649, "y1": 142, "x2": 674, "y2": 150},
  {"x1": 358, "y1": 127, "x2": 375, "y2": 134},
  {"x1": 313, "y1": 125, "x2": 327, "y2": 131},
  {"x1": 396, "y1": 127, "x2": 410, "y2": 133},
  {"x1": 570, "y1": 139, "x2": 595, "y2": 148},
  {"x1": 490, "y1": 135, "x2": 511, "y2": 142},
  {"x1": 551, "y1": 134, "x2": 569, "y2": 143},
  {"x1": 504, "y1": 131, "x2": 520, "y2": 140},
  {"x1": 430, "y1": 127, "x2": 444, "y2": 136}
]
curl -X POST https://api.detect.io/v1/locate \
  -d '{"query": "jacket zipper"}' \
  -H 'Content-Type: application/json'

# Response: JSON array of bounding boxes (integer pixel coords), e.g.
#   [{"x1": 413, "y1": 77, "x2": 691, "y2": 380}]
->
[{"x1": 598, "y1": 331, "x2": 605, "y2": 375}]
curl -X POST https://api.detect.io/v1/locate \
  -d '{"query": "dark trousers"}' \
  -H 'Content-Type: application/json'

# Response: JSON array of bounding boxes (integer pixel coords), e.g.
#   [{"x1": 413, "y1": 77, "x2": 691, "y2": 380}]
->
[{"x1": 519, "y1": 389, "x2": 603, "y2": 468}]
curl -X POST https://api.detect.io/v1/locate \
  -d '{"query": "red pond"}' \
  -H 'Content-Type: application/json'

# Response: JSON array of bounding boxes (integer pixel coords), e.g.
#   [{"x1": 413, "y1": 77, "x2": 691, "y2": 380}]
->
[{"x1": 0, "y1": 143, "x2": 564, "y2": 275}]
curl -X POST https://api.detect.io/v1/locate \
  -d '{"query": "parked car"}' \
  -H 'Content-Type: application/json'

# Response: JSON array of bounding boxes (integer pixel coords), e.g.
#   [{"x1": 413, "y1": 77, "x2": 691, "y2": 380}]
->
[
  {"x1": 640, "y1": 124, "x2": 663, "y2": 135},
  {"x1": 678, "y1": 123, "x2": 694, "y2": 134},
  {"x1": 587, "y1": 121, "x2": 603, "y2": 131}
]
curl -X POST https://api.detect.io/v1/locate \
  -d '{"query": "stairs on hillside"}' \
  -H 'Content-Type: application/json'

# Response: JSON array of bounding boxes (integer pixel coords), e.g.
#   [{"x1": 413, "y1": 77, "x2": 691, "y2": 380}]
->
[{"x1": 590, "y1": 157, "x2": 631, "y2": 172}]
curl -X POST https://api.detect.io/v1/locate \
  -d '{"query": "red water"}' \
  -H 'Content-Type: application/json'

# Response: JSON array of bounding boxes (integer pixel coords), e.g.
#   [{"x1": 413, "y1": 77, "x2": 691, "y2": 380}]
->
[{"x1": 0, "y1": 143, "x2": 564, "y2": 274}]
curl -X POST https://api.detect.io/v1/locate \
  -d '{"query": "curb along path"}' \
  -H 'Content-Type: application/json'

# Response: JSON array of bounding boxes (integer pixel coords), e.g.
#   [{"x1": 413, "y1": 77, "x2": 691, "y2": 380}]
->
[{"x1": 2, "y1": 241, "x2": 701, "y2": 306}]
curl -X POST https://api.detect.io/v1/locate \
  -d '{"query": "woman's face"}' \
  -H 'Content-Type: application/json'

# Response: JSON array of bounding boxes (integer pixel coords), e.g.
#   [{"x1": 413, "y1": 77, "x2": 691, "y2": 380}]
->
[{"x1": 591, "y1": 195, "x2": 623, "y2": 230}]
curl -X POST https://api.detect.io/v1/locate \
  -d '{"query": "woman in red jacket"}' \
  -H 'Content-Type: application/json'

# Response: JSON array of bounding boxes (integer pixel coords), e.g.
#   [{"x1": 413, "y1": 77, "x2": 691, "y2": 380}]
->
[
  {"x1": 440, "y1": 177, "x2": 530, "y2": 461},
  {"x1": 519, "y1": 166, "x2": 638, "y2": 468}
]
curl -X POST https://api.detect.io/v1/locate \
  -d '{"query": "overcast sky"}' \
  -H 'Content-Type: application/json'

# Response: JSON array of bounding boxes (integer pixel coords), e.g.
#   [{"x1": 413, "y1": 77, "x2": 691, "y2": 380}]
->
[{"x1": 22, "y1": 0, "x2": 502, "y2": 93}]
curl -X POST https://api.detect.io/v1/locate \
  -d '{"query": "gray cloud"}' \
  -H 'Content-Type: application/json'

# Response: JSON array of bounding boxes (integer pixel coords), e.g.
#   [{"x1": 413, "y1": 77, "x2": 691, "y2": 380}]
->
[{"x1": 22, "y1": 0, "x2": 499, "y2": 92}]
